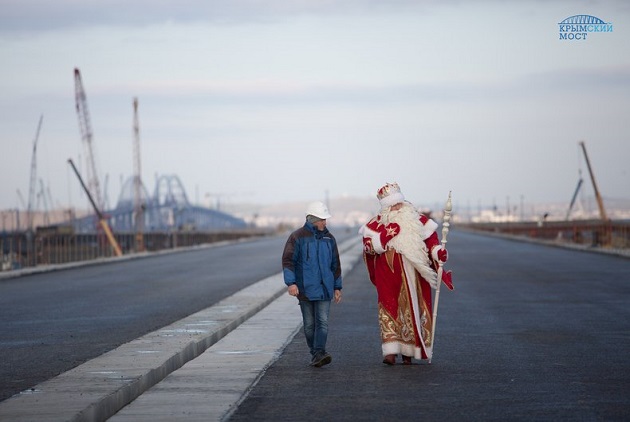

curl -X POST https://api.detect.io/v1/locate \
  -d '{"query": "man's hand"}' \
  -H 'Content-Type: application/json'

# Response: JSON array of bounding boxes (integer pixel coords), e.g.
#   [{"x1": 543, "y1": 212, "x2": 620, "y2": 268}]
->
[
  {"x1": 334, "y1": 289, "x2": 342, "y2": 304},
  {"x1": 287, "y1": 284, "x2": 299, "y2": 297}
]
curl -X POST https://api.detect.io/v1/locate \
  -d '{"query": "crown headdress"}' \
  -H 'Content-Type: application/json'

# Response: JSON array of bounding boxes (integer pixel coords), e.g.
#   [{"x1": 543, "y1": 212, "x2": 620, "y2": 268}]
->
[{"x1": 377, "y1": 182, "x2": 405, "y2": 209}]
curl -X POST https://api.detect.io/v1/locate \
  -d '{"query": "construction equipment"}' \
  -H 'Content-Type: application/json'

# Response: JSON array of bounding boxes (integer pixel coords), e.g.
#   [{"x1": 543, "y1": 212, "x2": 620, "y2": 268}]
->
[
  {"x1": 579, "y1": 141, "x2": 608, "y2": 221},
  {"x1": 565, "y1": 176, "x2": 583, "y2": 221},
  {"x1": 74, "y1": 68, "x2": 104, "y2": 213},
  {"x1": 37, "y1": 179, "x2": 50, "y2": 226},
  {"x1": 16, "y1": 189, "x2": 26, "y2": 209},
  {"x1": 133, "y1": 97, "x2": 145, "y2": 252},
  {"x1": 103, "y1": 174, "x2": 110, "y2": 211},
  {"x1": 67, "y1": 159, "x2": 122, "y2": 257},
  {"x1": 26, "y1": 115, "x2": 43, "y2": 232}
]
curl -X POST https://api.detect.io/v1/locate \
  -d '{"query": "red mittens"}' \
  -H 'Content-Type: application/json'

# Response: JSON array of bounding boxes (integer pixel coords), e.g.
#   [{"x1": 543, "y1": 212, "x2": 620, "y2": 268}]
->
[
  {"x1": 362, "y1": 220, "x2": 400, "y2": 254},
  {"x1": 437, "y1": 247, "x2": 448, "y2": 262},
  {"x1": 431, "y1": 245, "x2": 448, "y2": 263},
  {"x1": 362, "y1": 237, "x2": 375, "y2": 254},
  {"x1": 442, "y1": 270, "x2": 454, "y2": 290}
]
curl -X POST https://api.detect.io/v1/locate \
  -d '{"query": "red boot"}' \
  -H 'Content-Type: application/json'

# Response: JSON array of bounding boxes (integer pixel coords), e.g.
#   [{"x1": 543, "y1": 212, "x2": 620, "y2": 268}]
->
[{"x1": 382, "y1": 354, "x2": 396, "y2": 365}]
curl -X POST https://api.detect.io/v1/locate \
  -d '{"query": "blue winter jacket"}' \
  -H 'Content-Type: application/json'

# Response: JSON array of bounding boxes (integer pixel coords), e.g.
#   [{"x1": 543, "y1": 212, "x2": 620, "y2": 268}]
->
[{"x1": 282, "y1": 222, "x2": 343, "y2": 301}]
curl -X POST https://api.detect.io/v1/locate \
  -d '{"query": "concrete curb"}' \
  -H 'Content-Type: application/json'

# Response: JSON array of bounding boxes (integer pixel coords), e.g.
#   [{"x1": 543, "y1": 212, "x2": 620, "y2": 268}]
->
[
  {"x1": 111, "y1": 238, "x2": 364, "y2": 421},
  {"x1": 110, "y1": 289, "x2": 306, "y2": 422},
  {"x1": 0, "y1": 237, "x2": 362, "y2": 422},
  {"x1": 0, "y1": 238, "x2": 249, "y2": 281}
]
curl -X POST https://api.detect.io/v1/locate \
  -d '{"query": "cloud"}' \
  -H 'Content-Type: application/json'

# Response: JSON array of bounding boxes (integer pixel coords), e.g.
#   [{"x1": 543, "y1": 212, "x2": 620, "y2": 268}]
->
[
  {"x1": 0, "y1": 0, "x2": 439, "y2": 33},
  {"x1": 101, "y1": 63, "x2": 630, "y2": 109},
  {"x1": 524, "y1": 65, "x2": 630, "y2": 92}
]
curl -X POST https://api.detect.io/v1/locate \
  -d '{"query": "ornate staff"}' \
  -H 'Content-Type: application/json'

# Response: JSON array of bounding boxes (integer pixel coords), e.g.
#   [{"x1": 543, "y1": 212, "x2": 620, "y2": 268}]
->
[{"x1": 429, "y1": 191, "x2": 452, "y2": 363}]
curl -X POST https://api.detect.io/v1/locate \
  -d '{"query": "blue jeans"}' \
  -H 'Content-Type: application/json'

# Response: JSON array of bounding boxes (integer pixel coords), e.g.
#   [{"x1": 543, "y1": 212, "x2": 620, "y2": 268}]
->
[{"x1": 299, "y1": 300, "x2": 331, "y2": 356}]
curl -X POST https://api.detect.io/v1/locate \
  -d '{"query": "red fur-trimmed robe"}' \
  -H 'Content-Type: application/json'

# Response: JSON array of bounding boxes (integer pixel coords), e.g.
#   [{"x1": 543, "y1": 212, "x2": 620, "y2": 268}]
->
[{"x1": 361, "y1": 213, "x2": 442, "y2": 361}]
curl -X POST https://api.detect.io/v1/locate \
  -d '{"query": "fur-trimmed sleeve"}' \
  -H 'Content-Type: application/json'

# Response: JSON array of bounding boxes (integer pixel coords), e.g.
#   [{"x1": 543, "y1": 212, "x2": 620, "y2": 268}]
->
[{"x1": 418, "y1": 214, "x2": 438, "y2": 240}]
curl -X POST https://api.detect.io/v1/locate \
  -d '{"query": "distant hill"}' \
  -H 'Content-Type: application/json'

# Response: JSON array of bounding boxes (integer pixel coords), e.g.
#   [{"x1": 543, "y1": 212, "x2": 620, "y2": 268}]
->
[
  {"x1": 224, "y1": 195, "x2": 630, "y2": 228},
  {"x1": 223, "y1": 196, "x2": 378, "y2": 230},
  {"x1": 2, "y1": 195, "x2": 627, "y2": 232}
]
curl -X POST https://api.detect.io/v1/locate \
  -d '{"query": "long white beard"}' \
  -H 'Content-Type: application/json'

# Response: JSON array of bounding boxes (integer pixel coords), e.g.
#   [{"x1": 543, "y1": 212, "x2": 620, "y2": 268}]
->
[{"x1": 381, "y1": 203, "x2": 438, "y2": 289}]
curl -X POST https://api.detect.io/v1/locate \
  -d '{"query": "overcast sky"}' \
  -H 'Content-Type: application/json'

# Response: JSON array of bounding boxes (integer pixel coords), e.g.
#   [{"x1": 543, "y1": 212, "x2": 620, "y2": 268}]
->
[{"x1": 1, "y1": 0, "x2": 629, "y2": 214}]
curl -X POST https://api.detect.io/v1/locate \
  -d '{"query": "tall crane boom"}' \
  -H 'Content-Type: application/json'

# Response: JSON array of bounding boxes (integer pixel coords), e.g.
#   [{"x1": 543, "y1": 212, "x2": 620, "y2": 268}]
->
[
  {"x1": 565, "y1": 176, "x2": 583, "y2": 221},
  {"x1": 67, "y1": 159, "x2": 122, "y2": 257},
  {"x1": 38, "y1": 179, "x2": 50, "y2": 226},
  {"x1": 579, "y1": 141, "x2": 607, "y2": 221},
  {"x1": 133, "y1": 97, "x2": 145, "y2": 251},
  {"x1": 74, "y1": 68, "x2": 104, "y2": 212},
  {"x1": 27, "y1": 115, "x2": 43, "y2": 232}
]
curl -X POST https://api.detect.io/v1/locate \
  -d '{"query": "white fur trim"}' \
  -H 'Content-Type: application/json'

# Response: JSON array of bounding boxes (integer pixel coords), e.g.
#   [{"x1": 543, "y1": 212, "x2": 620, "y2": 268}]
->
[
  {"x1": 379, "y1": 192, "x2": 405, "y2": 209},
  {"x1": 421, "y1": 218, "x2": 438, "y2": 240},
  {"x1": 382, "y1": 342, "x2": 424, "y2": 359},
  {"x1": 431, "y1": 245, "x2": 442, "y2": 262},
  {"x1": 360, "y1": 224, "x2": 386, "y2": 254}
]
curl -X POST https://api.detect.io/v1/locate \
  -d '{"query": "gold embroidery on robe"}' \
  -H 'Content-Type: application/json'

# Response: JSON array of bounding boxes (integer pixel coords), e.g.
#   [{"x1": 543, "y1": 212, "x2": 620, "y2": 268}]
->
[
  {"x1": 377, "y1": 280, "x2": 415, "y2": 346},
  {"x1": 385, "y1": 248, "x2": 396, "y2": 272},
  {"x1": 415, "y1": 269, "x2": 433, "y2": 347}
]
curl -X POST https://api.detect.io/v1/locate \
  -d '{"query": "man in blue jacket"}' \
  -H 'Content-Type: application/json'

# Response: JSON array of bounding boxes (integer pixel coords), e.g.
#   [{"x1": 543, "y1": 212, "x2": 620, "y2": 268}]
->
[{"x1": 282, "y1": 201, "x2": 343, "y2": 367}]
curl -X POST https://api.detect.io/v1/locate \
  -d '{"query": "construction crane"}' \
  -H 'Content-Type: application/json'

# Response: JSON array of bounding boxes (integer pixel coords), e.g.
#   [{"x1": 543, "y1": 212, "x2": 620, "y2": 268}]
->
[
  {"x1": 133, "y1": 97, "x2": 145, "y2": 252},
  {"x1": 103, "y1": 173, "x2": 110, "y2": 211},
  {"x1": 26, "y1": 115, "x2": 43, "y2": 232},
  {"x1": 15, "y1": 189, "x2": 25, "y2": 231},
  {"x1": 37, "y1": 179, "x2": 50, "y2": 226},
  {"x1": 16, "y1": 189, "x2": 26, "y2": 209},
  {"x1": 67, "y1": 159, "x2": 122, "y2": 257},
  {"x1": 74, "y1": 68, "x2": 104, "y2": 213},
  {"x1": 579, "y1": 141, "x2": 608, "y2": 221},
  {"x1": 565, "y1": 175, "x2": 583, "y2": 221}
]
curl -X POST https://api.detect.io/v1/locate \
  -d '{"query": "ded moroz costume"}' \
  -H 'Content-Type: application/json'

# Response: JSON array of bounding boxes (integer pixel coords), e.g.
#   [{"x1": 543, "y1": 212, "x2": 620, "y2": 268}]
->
[{"x1": 359, "y1": 183, "x2": 453, "y2": 365}]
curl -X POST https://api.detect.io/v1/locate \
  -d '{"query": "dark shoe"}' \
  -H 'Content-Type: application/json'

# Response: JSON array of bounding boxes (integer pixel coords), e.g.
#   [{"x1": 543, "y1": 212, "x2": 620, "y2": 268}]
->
[
  {"x1": 310, "y1": 352, "x2": 322, "y2": 366},
  {"x1": 402, "y1": 356, "x2": 412, "y2": 365},
  {"x1": 312, "y1": 352, "x2": 332, "y2": 368},
  {"x1": 382, "y1": 354, "x2": 396, "y2": 365},
  {"x1": 320, "y1": 352, "x2": 332, "y2": 367}
]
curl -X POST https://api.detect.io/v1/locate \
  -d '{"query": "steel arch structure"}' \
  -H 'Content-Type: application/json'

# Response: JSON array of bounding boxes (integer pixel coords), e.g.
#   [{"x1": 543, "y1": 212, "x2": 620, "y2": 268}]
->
[
  {"x1": 69, "y1": 175, "x2": 246, "y2": 233},
  {"x1": 559, "y1": 15, "x2": 607, "y2": 25}
]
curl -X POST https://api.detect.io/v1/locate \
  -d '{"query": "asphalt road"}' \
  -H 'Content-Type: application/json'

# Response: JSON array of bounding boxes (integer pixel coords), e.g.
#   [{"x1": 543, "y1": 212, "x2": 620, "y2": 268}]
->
[
  {"x1": 229, "y1": 230, "x2": 630, "y2": 422},
  {"x1": 0, "y1": 232, "x2": 351, "y2": 403}
]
